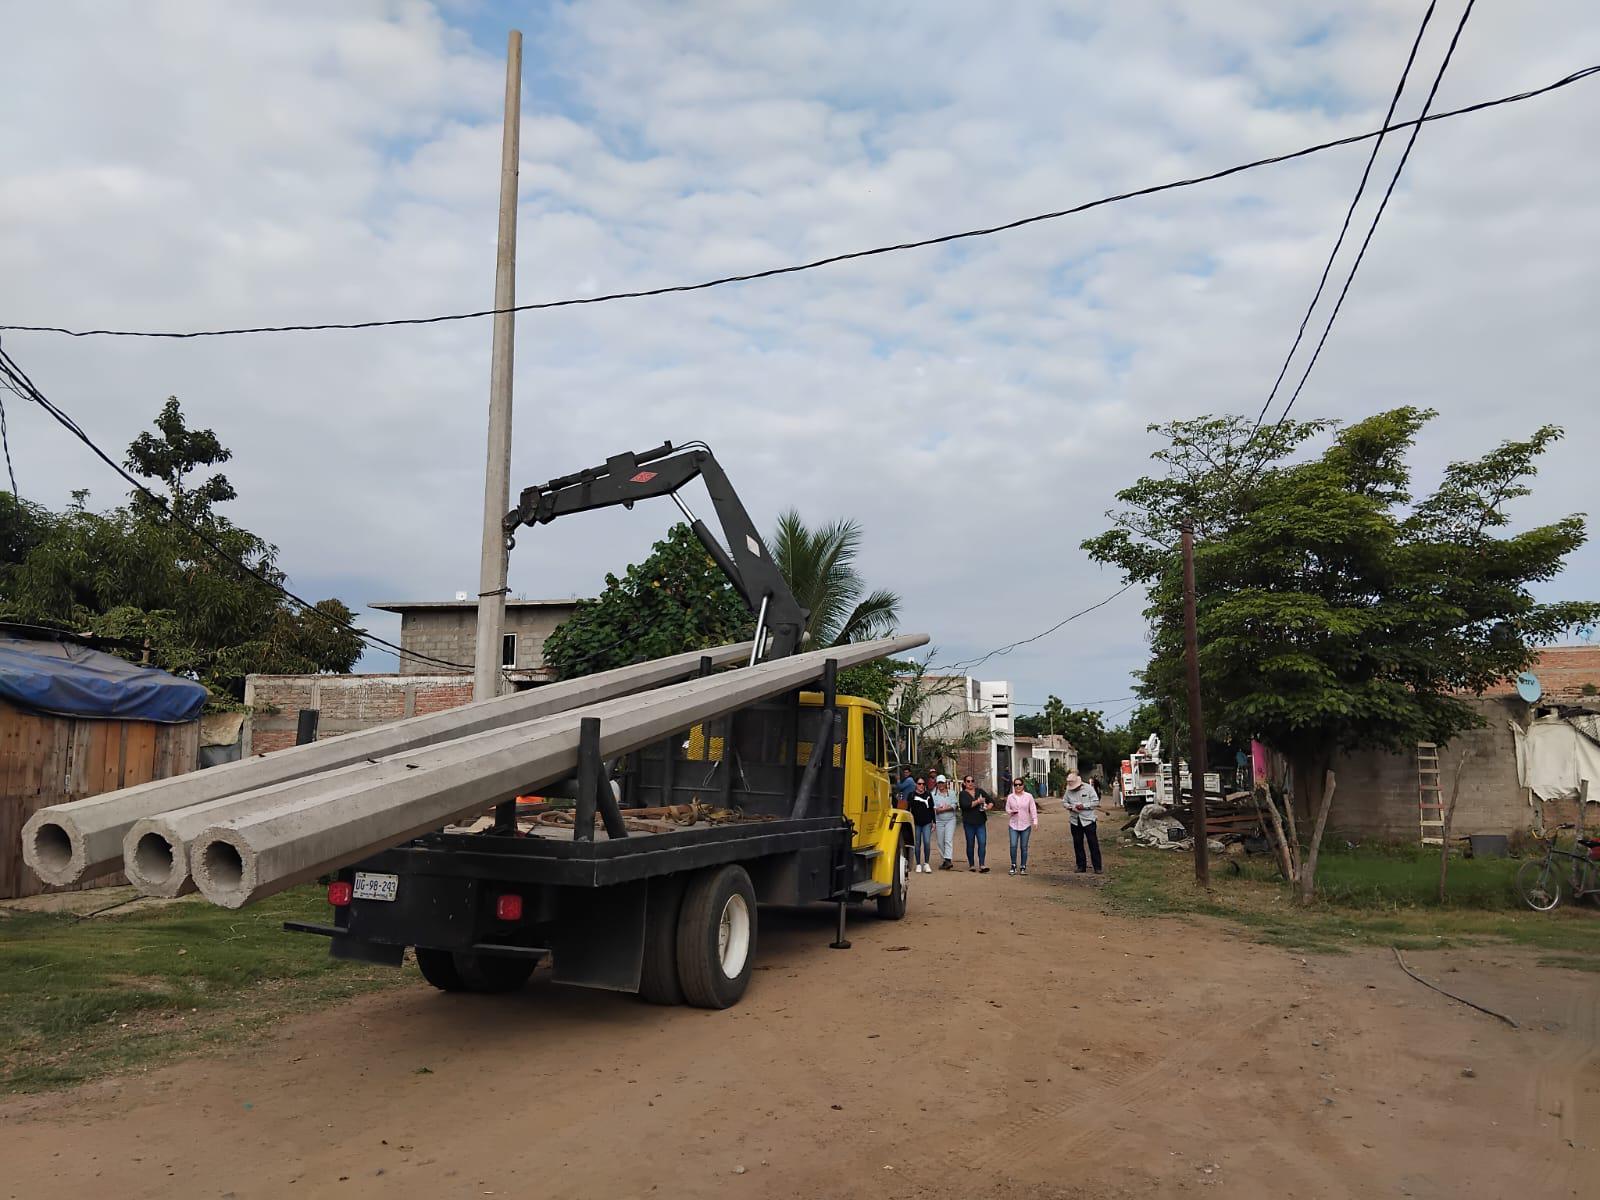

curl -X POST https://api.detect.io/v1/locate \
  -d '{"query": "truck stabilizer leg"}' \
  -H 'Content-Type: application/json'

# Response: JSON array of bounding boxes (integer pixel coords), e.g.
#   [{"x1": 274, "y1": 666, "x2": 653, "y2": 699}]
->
[{"x1": 830, "y1": 897, "x2": 851, "y2": 950}]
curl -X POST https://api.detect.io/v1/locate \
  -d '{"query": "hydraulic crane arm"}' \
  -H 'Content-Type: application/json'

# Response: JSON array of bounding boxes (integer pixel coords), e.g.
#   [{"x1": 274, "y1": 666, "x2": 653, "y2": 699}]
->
[{"x1": 503, "y1": 441, "x2": 808, "y2": 659}]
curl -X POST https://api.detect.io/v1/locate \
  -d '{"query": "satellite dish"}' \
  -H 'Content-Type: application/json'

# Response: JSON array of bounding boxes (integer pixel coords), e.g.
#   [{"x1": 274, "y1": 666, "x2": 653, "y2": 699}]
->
[{"x1": 1516, "y1": 672, "x2": 1542, "y2": 703}]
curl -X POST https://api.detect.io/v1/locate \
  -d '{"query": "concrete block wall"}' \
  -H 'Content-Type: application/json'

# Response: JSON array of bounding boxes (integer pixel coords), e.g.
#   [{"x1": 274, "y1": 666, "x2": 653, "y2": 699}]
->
[
  {"x1": 395, "y1": 606, "x2": 577, "y2": 676},
  {"x1": 243, "y1": 674, "x2": 474, "y2": 756},
  {"x1": 1316, "y1": 696, "x2": 1586, "y2": 841}
]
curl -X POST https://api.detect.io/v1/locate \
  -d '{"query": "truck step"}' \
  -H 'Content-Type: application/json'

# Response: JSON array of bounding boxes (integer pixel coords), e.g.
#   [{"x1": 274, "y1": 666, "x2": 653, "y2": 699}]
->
[
  {"x1": 849, "y1": 880, "x2": 890, "y2": 897},
  {"x1": 855, "y1": 848, "x2": 882, "y2": 860}
]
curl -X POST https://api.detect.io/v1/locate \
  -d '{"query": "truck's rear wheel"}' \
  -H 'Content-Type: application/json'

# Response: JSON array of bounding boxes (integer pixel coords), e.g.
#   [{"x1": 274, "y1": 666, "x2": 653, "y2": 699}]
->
[
  {"x1": 876, "y1": 842, "x2": 911, "y2": 920},
  {"x1": 638, "y1": 873, "x2": 687, "y2": 1005},
  {"x1": 415, "y1": 946, "x2": 466, "y2": 991},
  {"x1": 417, "y1": 947, "x2": 535, "y2": 993},
  {"x1": 676, "y1": 865, "x2": 757, "y2": 1009}
]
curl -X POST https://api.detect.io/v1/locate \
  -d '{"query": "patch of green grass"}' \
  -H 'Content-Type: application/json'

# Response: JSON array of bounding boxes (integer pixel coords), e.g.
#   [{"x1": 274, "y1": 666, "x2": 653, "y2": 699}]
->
[
  {"x1": 0, "y1": 888, "x2": 410, "y2": 1093},
  {"x1": 1098, "y1": 842, "x2": 1600, "y2": 963}
]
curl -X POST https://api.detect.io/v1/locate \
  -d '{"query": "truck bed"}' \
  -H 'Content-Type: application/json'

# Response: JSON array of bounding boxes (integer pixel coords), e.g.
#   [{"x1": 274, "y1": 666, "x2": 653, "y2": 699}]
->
[{"x1": 355, "y1": 813, "x2": 852, "y2": 889}]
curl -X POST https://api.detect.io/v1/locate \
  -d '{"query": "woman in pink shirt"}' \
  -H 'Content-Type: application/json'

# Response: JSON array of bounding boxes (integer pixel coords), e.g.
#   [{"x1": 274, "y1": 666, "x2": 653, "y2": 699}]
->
[{"x1": 1005, "y1": 777, "x2": 1039, "y2": 876}]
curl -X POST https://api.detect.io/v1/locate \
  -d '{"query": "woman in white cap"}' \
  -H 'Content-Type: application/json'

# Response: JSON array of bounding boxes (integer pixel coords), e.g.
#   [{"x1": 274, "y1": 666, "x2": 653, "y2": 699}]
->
[
  {"x1": 1061, "y1": 769, "x2": 1103, "y2": 873},
  {"x1": 931, "y1": 774, "x2": 960, "y2": 869}
]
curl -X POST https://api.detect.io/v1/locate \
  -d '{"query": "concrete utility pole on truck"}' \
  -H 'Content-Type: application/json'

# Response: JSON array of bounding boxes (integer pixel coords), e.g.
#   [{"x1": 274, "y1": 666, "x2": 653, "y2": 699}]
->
[{"x1": 287, "y1": 441, "x2": 921, "y2": 1009}]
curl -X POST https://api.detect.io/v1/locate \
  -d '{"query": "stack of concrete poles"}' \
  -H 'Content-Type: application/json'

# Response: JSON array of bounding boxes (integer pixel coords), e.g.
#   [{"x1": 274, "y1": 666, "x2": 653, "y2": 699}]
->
[
  {"x1": 22, "y1": 641, "x2": 755, "y2": 895},
  {"x1": 189, "y1": 634, "x2": 927, "y2": 909}
]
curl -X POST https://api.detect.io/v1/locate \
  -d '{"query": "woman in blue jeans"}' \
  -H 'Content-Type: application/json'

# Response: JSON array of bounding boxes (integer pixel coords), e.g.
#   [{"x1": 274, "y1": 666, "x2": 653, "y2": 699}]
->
[
  {"x1": 958, "y1": 775, "x2": 992, "y2": 871},
  {"x1": 906, "y1": 779, "x2": 935, "y2": 872},
  {"x1": 1005, "y1": 777, "x2": 1039, "y2": 875}
]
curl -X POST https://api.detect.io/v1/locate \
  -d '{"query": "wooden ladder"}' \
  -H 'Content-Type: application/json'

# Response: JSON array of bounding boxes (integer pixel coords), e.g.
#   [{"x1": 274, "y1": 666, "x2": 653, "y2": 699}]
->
[{"x1": 1417, "y1": 743, "x2": 1444, "y2": 846}]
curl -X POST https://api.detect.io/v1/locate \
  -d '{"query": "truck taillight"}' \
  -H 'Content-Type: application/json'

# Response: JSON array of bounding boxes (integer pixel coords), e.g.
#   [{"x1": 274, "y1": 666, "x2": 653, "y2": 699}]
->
[
  {"x1": 495, "y1": 893, "x2": 523, "y2": 922},
  {"x1": 327, "y1": 880, "x2": 353, "y2": 907}
]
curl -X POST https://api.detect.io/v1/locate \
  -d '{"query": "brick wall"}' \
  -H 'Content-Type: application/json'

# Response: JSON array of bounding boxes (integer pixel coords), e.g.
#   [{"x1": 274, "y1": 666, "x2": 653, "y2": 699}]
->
[
  {"x1": 1481, "y1": 645, "x2": 1600, "y2": 703},
  {"x1": 243, "y1": 674, "x2": 474, "y2": 755},
  {"x1": 1313, "y1": 696, "x2": 1586, "y2": 841}
]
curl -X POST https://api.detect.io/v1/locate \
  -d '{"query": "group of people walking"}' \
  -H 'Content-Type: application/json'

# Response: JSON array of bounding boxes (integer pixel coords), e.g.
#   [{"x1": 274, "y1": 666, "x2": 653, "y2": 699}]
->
[{"x1": 896, "y1": 767, "x2": 1104, "y2": 876}]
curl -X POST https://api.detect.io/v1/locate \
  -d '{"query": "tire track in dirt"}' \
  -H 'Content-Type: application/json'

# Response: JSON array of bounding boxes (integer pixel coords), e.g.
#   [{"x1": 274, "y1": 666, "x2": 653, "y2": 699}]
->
[
  {"x1": 1530, "y1": 974, "x2": 1599, "y2": 1198},
  {"x1": 908, "y1": 1007, "x2": 1283, "y2": 1183}
]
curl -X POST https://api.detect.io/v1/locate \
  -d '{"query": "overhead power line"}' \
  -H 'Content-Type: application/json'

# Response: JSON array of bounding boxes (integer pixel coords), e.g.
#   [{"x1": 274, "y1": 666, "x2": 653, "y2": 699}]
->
[
  {"x1": 1228, "y1": 0, "x2": 1478, "y2": 502},
  {"x1": 0, "y1": 338, "x2": 474, "y2": 673},
  {"x1": 0, "y1": 378, "x2": 18, "y2": 496},
  {"x1": 1014, "y1": 695, "x2": 1137, "y2": 709},
  {"x1": 1249, "y1": 0, "x2": 1439, "y2": 434},
  {"x1": 3, "y1": 63, "x2": 1595, "y2": 341},
  {"x1": 1269, "y1": 0, "x2": 1477, "y2": 433},
  {"x1": 934, "y1": 581, "x2": 1140, "y2": 675}
]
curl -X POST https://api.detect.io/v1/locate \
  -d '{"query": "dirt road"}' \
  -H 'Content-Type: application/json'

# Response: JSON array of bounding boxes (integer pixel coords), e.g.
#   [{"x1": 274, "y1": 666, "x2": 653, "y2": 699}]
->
[{"x1": 3, "y1": 811, "x2": 1595, "y2": 1199}]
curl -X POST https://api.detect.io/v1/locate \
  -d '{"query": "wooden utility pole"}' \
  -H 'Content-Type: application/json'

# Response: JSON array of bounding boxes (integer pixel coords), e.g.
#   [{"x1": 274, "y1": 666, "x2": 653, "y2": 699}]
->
[
  {"x1": 472, "y1": 30, "x2": 524, "y2": 702},
  {"x1": 1181, "y1": 520, "x2": 1210, "y2": 886}
]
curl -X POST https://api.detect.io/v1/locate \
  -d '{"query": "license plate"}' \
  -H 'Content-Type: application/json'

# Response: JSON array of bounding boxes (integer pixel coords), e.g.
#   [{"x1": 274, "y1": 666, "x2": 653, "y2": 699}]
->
[{"x1": 352, "y1": 871, "x2": 398, "y2": 902}]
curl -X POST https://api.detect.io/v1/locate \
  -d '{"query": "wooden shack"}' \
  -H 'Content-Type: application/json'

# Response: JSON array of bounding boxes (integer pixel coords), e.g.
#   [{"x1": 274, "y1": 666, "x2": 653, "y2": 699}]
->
[{"x1": 1, "y1": 688, "x2": 201, "y2": 901}]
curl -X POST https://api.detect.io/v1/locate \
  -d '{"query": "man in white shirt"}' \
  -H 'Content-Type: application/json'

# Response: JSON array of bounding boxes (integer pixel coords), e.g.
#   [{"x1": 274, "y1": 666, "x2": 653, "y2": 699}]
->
[{"x1": 1061, "y1": 770, "x2": 1103, "y2": 874}]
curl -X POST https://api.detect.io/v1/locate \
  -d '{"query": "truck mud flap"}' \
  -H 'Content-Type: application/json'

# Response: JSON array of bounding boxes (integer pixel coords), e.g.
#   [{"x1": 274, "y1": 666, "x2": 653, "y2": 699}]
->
[
  {"x1": 547, "y1": 878, "x2": 648, "y2": 993},
  {"x1": 284, "y1": 920, "x2": 405, "y2": 966}
]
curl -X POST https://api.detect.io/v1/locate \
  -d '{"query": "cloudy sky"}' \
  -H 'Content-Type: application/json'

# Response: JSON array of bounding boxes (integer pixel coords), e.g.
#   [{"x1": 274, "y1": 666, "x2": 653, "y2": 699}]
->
[{"x1": 3, "y1": 0, "x2": 1597, "y2": 722}]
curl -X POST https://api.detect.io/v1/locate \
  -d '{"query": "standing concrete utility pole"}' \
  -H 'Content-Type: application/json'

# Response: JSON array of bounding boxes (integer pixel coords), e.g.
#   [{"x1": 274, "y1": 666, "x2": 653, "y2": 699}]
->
[
  {"x1": 1181, "y1": 520, "x2": 1210, "y2": 886},
  {"x1": 473, "y1": 29, "x2": 524, "y2": 702}
]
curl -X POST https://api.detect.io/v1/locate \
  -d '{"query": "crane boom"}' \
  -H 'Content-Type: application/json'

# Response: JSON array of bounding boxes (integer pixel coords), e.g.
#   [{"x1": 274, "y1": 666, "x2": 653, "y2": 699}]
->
[{"x1": 503, "y1": 441, "x2": 808, "y2": 658}]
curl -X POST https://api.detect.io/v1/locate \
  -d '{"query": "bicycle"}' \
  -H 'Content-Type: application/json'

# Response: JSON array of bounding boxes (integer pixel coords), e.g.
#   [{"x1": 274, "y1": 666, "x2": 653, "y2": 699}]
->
[{"x1": 1514, "y1": 823, "x2": 1600, "y2": 911}]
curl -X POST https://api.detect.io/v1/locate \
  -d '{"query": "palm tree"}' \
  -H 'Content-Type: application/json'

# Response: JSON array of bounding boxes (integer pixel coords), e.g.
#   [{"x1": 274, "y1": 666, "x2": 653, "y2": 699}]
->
[{"x1": 769, "y1": 509, "x2": 900, "y2": 648}]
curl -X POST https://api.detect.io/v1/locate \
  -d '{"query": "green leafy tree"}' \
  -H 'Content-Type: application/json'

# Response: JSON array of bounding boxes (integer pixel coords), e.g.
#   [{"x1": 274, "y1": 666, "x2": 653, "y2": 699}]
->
[
  {"x1": 1047, "y1": 760, "x2": 1069, "y2": 796},
  {"x1": 126, "y1": 396, "x2": 239, "y2": 524},
  {"x1": 770, "y1": 509, "x2": 900, "y2": 704},
  {"x1": 1014, "y1": 695, "x2": 1070, "y2": 738},
  {"x1": 0, "y1": 491, "x2": 53, "y2": 590},
  {"x1": 1, "y1": 399, "x2": 363, "y2": 704},
  {"x1": 1015, "y1": 696, "x2": 1147, "y2": 781},
  {"x1": 770, "y1": 510, "x2": 899, "y2": 647},
  {"x1": 542, "y1": 524, "x2": 753, "y2": 680},
  {"x1": 1086, "y1": 409, "x2": 1598, "y2": 900}
]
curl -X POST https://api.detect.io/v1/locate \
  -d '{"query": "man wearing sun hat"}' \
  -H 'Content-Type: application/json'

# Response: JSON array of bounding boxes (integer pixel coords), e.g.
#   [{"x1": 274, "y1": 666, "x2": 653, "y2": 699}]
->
[{"x1": 1061, "y1": 769, "x2": 1103, "y2": 874}]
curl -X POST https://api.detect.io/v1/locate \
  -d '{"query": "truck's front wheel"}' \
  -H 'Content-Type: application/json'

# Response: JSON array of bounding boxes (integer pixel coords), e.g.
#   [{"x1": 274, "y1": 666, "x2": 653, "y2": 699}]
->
[
  {"x1": 876, "y1": 842, "x2": 911, "y2": 920},
  {"x1": 676, "y1": 865, "x2": 757, "y2": 1009}
]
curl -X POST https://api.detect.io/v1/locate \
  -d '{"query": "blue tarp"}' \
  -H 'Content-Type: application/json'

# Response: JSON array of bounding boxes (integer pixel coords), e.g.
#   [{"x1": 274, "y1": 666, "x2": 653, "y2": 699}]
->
[{"x1": 0, "y1": 635, "x2": 207, "y2": 723}]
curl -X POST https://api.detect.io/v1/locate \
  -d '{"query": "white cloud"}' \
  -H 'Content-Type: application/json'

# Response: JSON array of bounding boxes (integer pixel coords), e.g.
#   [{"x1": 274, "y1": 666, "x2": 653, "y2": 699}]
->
[{"x1": 3, "y1": 0, "x2": 1597, "y2": 716}]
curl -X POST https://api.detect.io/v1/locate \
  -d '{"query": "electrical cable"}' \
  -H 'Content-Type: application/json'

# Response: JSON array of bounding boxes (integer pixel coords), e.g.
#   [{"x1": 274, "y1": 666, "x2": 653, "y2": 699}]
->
[
  {"x1": 1269, "y1": 0, "x2": 1477, "y2": 433},
  {"x1": 0, "y1": 381, "x2": 17, "y2": 497},
  {"x1": 2, "y1": 63, "x2": 1594, "y2": 341},
  {"x1": 1014, "y1": 695, "x2": 1136, "y2": 709},
  {"x1": 1248, "y1": 0, "x2": 1438, "y2": 435},
  {"x1": 933, "y1": 581, "x2": 1140, "y2": 675},
  {"x1": 0, "y1": 338, "x2": 474, "y2": 673},
  {"x1": 1232, "y1": 0, "x2": 1477, "y2": 501}
]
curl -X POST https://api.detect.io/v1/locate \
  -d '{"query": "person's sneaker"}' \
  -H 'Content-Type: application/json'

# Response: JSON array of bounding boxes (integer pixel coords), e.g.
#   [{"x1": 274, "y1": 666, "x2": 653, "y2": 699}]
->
[
  {"x1": 980, "y1": 866, "x2": 990, "y2": 874},
  {"x1": 940, "y1": 861, "x2": 953, "y2": 870},
  {"x1": 1008, "y1": 866, "x2": 1017, "y2": 876},
  {"x1": 1020, "y1": 866, "x2": 1028, "y2": 875},
  {"x1": 968, "y1": 865, "x2": 976, "y2": 872},
  {"x1": 1094, "y1": 868, "x2": 1103, "y2": 875}
]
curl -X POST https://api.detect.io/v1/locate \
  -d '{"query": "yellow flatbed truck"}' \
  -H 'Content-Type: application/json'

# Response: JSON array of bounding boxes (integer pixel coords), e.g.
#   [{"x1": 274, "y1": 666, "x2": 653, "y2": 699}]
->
[{"x1": 288, "y1": 442, "x2": 914, "y2": 1008}]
